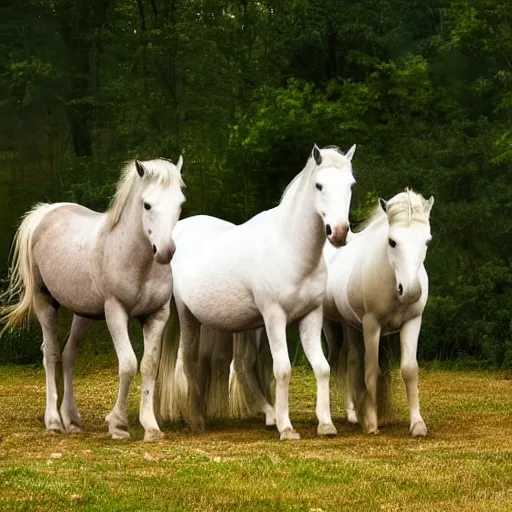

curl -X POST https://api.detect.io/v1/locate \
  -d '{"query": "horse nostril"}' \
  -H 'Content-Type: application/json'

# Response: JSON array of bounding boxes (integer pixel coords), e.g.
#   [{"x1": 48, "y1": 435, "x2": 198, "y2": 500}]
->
[
  {"x1": 326, "y1": 225, "x2": 332, "y2": 236},
  {"x1": 398, "y1": 283, "x2": 403, "y2": 296},
  {"x1": 152, "y1": 244, "x2": 157, "y2": 255}
]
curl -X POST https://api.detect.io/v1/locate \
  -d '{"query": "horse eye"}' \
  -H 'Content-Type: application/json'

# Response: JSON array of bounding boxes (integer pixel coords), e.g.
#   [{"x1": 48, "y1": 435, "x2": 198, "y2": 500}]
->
[
  {"x1": 315, "y1": 183, "x2": 323, "y2": 191},
  {"x1": 144, "y1": 202, "x2": 151, "y2": 211},
  {"x1": 426, "y1": 239, "x2": 432, "y2": 246},
  {"x1": 388, "y1": 238, "x2": 396, "y2": 248},
  {"x1": 351, "y1": 182, "x2": 356, "y2": 190}
]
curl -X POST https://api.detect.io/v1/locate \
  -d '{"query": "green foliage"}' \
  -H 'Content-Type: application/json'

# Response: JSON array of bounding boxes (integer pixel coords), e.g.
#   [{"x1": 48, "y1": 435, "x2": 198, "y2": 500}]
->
[{"x1": 1, "y1": 0, "x2": 511, "y2": 367}]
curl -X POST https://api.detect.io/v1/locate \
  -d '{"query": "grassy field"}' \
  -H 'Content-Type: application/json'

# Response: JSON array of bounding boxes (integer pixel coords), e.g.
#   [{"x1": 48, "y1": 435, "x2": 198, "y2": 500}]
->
[{"x1": 0, "y1": 363, "x2": 511, "y2": 512}]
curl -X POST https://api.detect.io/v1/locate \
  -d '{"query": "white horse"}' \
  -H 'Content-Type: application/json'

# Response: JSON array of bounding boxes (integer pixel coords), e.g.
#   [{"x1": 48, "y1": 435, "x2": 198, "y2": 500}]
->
[
  {"x1": 0, "y1": 158, "x2": 185, "y2": 441},
  {"x1": 323, "y1": 189, "x2": 434, "y2": 437},
  {"x1": 158, "y1": 144, "x2": 356, "y2": 440}
]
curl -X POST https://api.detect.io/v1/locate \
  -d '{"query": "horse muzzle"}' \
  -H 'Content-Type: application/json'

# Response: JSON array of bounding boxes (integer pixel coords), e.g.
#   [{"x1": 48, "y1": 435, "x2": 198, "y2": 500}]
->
[
  {"x1": 154, "y1": 239, "x2": 176, "y2": 265},
  {"x1": 397, "y1": 281, "x2": 422, "y2": 304},
  {"x1": 327, "y1": 224, "x2": 349, "y2": 247}
]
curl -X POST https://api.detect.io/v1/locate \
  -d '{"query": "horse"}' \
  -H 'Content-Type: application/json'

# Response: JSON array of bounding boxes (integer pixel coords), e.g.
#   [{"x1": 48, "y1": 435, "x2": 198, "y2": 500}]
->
[
  {"x1": 228, "y1": 189, "x2": 434, "y2": 437},
  {"x1": 157, "y1": 216, "x2": 275, "y2": 425},
  {"x1": 323, "y1": 189, "x2": 434, "y2": 437},
  {"x1": 0, "y1": 158, "x2": 185, "y2": 441},
  {"x1": 157, "y1": 144, "x2": 357, "y2": 440}
]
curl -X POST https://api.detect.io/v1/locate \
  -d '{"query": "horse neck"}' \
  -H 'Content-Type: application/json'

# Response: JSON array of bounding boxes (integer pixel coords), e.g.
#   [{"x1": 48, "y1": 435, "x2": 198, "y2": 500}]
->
[
  {"x1": 108, "y1": 187, "x2": 153, "y2": 267},
  {"x1": 276, "y1": 173, "x2": 325, "y2": 274}
]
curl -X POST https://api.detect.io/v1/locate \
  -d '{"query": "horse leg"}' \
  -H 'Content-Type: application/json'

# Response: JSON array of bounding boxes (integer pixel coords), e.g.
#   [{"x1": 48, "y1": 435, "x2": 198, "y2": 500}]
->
[
  {"x1": 177, "y1": 305, "x2": 204, "y2": 433},
  {"x1": 299, "y1": 307, "x2": 337, "y2": 437},
  {"x1": 140, "y1": 303, "x2": 170, "y2": 441},
  {"x1": 345, "y1": 324, "x2": 365, "y2": 425},
  {"x1": 33, "y1": 292, "x2": 64, "y2": 433},
  {"x1": 263, "y1": 306, "x2": 298, "y2": 440},
  {"x1": 104, "y1": 299, "x2": 136, "y2": 439},
  {"x1": 400, "y1": 316, "x2": 427, "y2": 437},
  {"x1": 60, "y1": 315, "x2": 93, "y2": 433},
  {"x1": 362, "y1": 315, "x2": 381, "y2": 434}
]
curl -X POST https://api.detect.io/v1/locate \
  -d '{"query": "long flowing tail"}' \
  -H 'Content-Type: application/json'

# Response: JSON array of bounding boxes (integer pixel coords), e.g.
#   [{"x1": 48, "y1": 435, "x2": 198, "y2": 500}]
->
[
  {"x1": 229, "y1": 328, "x2": 275, "y2": 420},
  {"x1": 0, "y1": 203, "x2": 60, "y2": 335},
  {"x1": 323, "y1": 319, "x2": 345, "y2": 381},
  {"x1": 199, "y1": 326, "x2": 233, "y2": 419},
  {"x1": 323, "y1": 319, "x2": 352, "y2": 418},
  {"x1": 156, "y1": 298, "x2": 183, "y2": 421}
]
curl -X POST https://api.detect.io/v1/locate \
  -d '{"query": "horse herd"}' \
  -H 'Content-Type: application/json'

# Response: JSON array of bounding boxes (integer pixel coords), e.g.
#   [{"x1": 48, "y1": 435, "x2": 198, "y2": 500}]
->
[{"x1": 0, "y1": 144, "x2": 434, "y2": 442}]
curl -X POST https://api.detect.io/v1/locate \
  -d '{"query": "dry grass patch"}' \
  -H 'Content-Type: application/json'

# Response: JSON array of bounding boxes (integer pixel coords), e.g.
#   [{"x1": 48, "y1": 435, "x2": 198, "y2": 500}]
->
[{"x1": 0, "y1": 364, "x2": 511, "y2": 511}]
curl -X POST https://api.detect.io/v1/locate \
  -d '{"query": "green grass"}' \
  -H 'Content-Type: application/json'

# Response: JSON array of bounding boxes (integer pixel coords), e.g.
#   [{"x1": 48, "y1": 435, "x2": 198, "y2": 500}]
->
[{"x1": 1, "y1": 364, "x2": 512, "y2": 511}]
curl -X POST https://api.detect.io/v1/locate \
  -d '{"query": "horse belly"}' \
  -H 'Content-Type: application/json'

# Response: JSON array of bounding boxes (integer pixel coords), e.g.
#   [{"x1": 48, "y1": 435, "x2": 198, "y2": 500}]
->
[
  {"x1": 33, "y1": 212, "x2": 104, "y2": 315},
  {"x1": 175, "y1": 270, "x2": 261, "y2": 331},
  {"x1": 36, "y1": 250, "x2": 103, "y2": 315}
]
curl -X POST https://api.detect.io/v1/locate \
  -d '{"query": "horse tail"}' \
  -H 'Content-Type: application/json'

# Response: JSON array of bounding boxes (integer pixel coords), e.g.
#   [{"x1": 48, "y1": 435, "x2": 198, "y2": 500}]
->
[
  {"x1": 157, "y1": 298, "x2": 183, "y2": 421},
  {"x1": 200, "y1": 326, "x2": 232, "y2": 419},
  {"x1": 0, "y1": 203, "x2": 62, "y2": 336},
  {"x1": 228, "y1": 358, "x2": 246, "y2": 417},
  {"x1": 323, "y1": 319, "x2": 345, "y2": 383},
  {"x1": 229, "y1": 328, "x2": 275, "y2": 421},
  {"x1": 255, "y1": 329, "x2": 274, "y2": 409},
  {"x1": 228, "y1": 331, "x2": 253, "y2": 418}
]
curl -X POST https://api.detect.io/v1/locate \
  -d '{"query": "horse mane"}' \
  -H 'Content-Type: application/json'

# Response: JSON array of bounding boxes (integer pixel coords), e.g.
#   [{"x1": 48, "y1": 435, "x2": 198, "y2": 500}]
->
[
  {"x1": 279, "y1": 146, "x2": 350, "y2": 204},
  {"x1": 107, "y1": 158, "x2": 184, "y2": 229},
  {"x1": 357, "y1": 188, "x2": 431, "y2": 232}
]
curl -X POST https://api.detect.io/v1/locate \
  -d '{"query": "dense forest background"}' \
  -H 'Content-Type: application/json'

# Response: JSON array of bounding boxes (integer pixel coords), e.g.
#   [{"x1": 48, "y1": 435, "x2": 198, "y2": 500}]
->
[{"x1": 1, "y1": 0, "x2": 511, "y2": 367}]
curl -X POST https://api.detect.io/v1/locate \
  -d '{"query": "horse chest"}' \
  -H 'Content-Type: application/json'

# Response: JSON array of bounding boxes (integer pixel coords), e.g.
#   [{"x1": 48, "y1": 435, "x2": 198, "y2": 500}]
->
[
  {"x1": 380, "y1": 302, "x2": 421, "y2": 334},
  {"x1": 132, "y1": 277, "x2": 172, "y2": 317},
  {"x1": 278, "y1": 272, "x2": 326, "y2": 321},
  {"x1": 104, "y1": 263, "x2": 172, "y2": 317}
]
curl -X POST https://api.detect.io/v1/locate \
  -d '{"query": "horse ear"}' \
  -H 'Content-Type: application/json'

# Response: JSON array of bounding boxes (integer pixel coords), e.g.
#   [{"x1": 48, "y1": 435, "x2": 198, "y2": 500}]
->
[
  {"x1": 379, "y1": 198, "x2": 388, "y2": 213},
  {"x1": 135, "y1": 160, "x2": 146, "y2": 177},
  {"x1": 312, "y1": 144, "x2": 322, "y2": 165},
  {"x1": 345, "y1": 144, "x2": 356, "y2": 162},
  {"x1": 426, "y1": 195, "x2": 435, "y2": 213},
  {"x1": 176, "y1": 155, "x2": 184, "y2": 174}
]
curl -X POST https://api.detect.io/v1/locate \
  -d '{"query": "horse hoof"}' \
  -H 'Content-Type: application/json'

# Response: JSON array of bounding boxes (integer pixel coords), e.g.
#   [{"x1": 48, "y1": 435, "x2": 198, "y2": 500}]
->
[
  {"x1": 144, "y1": 429, "x2": 164, "y2": 442},
  {"x1": 66, "y1": 424, "x2": 83, "y2": 434},
  {"x1": 110, "y1": 429, "x2": 131, "y2": 440},
  {"x1": 346, "y1": 412, "x2": 359, "y2": 425},
  {"x1": 60, "y1": 407, "x2": 82, "y2": 429},
  {"x1": 410, "y1": 421, "x2": 427, "y2": 438},
  {"x1": 46, "y1": 419, "x2": 65, "y2": 433},
  {"x1": 265, "y1": 416, "x2": 276, "y2": 428},
  {"x1": 317, "y1": 423, "x2": 337, "y2": 437},
  {"x1": 279, "y1": 428, "x2": 300, "y2": 441}
]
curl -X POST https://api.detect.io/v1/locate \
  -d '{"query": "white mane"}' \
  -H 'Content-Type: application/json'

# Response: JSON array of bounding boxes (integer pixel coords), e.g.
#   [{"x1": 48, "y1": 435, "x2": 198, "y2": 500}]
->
[
  {"x1": 108, "y1": 158, "x2": 184, "y2": 229},
  {"x1": 357, "y1": 188, "x2": 432, "y2": 233}
]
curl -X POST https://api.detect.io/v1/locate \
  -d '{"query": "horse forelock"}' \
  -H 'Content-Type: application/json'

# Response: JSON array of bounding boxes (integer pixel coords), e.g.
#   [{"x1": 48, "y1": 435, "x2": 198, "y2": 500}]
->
[
  {"x1": 386, "y1": 188, "x2": 431, "y2": 225},
  {"x1": 107, "y1": 158, "x2": 184, "y2": 229},
  {"x1": 358, "y1": 189, "x2": 431, "y2": 232},
  {"x1": 279, "y1": 147, "x2": 352, "y2": 204}
]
